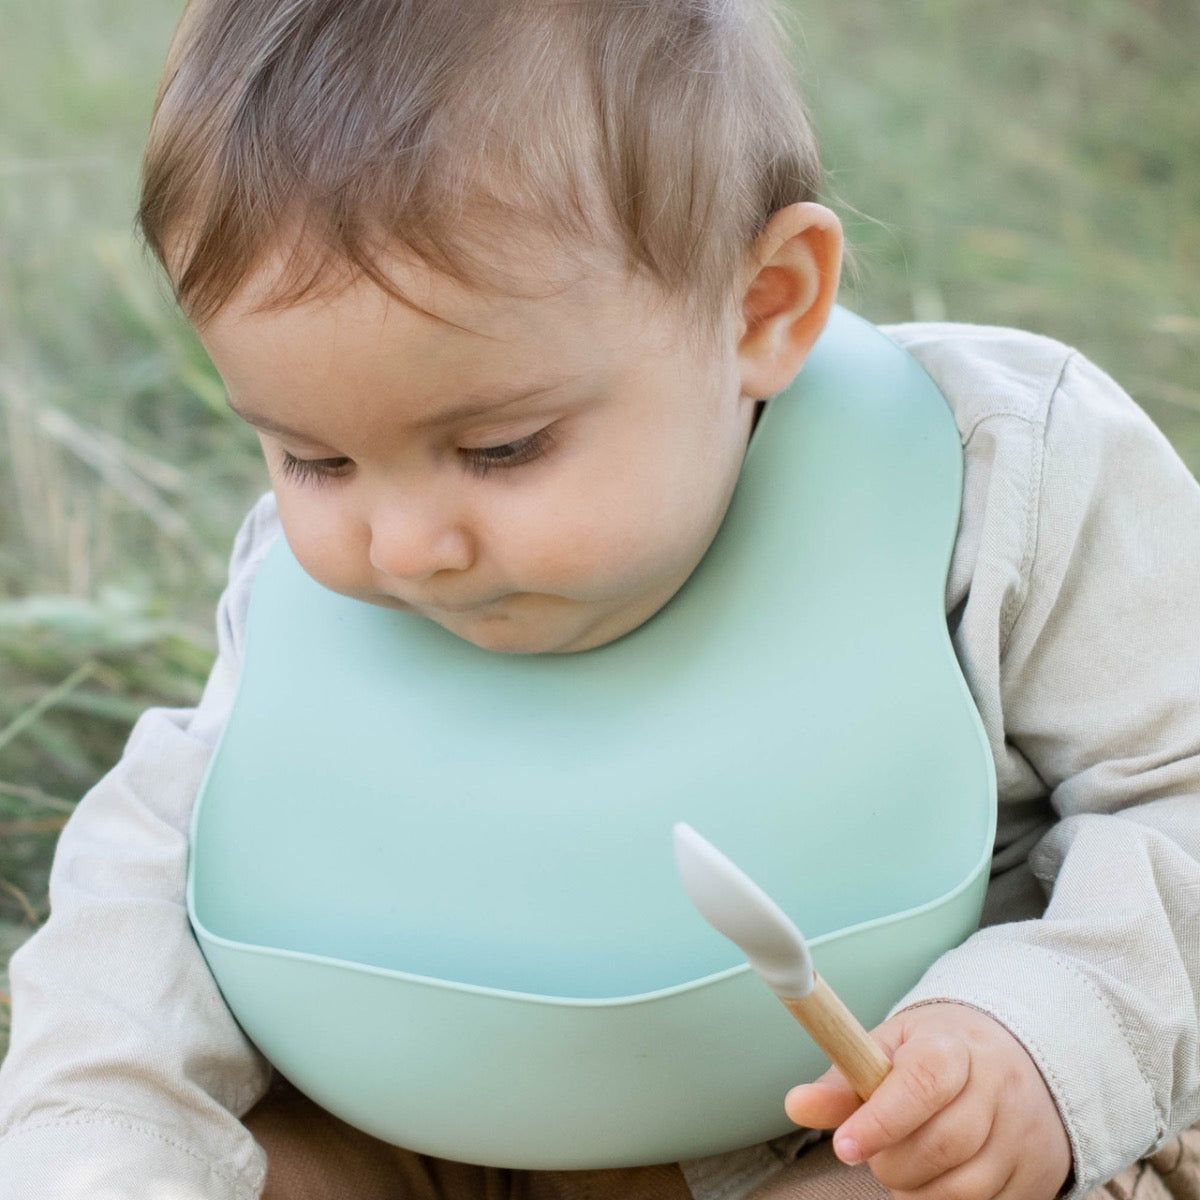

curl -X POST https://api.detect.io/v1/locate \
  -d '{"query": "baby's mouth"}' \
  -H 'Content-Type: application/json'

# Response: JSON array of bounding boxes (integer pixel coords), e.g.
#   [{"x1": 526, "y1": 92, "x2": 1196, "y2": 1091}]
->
[{"x1": 415, "y1": 592, "x2": 518, "y2": 616}]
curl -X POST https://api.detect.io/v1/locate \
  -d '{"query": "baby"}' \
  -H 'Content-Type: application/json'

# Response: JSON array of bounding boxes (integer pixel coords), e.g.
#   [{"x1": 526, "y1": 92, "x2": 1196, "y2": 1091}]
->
[{"x1": 2, "y1": 1, "x2": 1199, "y2": 1199}]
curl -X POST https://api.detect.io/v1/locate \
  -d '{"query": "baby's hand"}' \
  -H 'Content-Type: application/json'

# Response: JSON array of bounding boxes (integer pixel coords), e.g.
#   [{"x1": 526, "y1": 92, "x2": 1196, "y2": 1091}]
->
[{"x1": 784, "y1": 1003, "x2": 1071, "y2": 1200}]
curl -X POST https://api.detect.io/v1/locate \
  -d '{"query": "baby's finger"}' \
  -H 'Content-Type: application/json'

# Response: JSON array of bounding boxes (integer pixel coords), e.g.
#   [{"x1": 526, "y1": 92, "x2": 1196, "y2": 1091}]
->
[
  {"x1": 886, "y1": 1146, "x2": 1014, "y2": 1200},
  {"x1": 832, "y1": 1032, "x2": 971, "y2": 1164},
  {"x1": 784, "y1": 1069, "x2": 860, "y2": 1130},
  {"x1": 865, "y1": 1094, "x2": 993, "y2": 1191}
]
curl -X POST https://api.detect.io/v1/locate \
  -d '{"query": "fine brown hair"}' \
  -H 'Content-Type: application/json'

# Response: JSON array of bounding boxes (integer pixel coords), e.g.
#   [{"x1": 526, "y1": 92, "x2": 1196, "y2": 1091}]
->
[{"x1": 138, "y1": 0, "x2": 824, "y2": 324}]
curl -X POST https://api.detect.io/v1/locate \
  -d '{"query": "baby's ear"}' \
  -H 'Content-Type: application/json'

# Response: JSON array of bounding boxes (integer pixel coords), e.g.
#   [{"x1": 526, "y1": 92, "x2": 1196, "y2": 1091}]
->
[{"x1": 737, "y1": 203, "x2": 843, "y2": 400}]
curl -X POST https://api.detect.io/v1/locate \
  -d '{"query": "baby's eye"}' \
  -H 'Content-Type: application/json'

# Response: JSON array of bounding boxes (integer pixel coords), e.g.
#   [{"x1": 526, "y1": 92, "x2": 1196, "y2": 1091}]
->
[
  {"x1": 278, "y1": 450, "x2": 354, "y2": 486},
  {"x1": 461, "y1": 428, "x2": 554, "y2": 478}
]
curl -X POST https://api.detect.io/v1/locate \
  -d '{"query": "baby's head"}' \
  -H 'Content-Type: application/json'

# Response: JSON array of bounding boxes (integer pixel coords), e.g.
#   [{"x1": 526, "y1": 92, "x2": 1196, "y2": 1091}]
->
[{"x1": 140, "y1": 0, "x2": 843, "y2": 653}]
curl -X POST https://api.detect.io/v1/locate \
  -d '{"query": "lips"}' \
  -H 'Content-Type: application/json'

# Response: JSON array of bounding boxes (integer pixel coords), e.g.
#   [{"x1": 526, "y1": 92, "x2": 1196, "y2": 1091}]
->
[
  {"x1": 429, "y1": 598, "x2": 505, "y2": 614},
  {"x1": 401, "y1": 592, "x2": 514, "y2": 615}
]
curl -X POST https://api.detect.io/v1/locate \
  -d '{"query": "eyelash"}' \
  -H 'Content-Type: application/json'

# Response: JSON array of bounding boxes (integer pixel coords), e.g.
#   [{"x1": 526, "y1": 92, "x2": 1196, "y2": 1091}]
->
[
  {"x1": 462, "y1": 428, "x2": 555, "y2": 478},
  {"x1": 278, "y1": 452, "x2": 353, "y2": 487},
  {"x1": 277, "y1": 429, "x2": 555, "y2": 486}
]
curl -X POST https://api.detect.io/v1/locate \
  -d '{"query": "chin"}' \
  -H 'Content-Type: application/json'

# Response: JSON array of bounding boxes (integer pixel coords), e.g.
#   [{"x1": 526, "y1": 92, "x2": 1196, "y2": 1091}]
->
[
  {"x1": 431, "y1": 609, "x2": 562, "y2": 655},
  {"x1": 446, "y1": 600, "x2": 635, "y2": 655}
]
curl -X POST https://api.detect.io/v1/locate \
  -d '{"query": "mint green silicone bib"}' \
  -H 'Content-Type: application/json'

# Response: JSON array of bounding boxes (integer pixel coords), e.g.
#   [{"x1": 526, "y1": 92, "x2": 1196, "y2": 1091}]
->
[{"x1": 188, "y1": 308, "x2": 995, "y2": 1168}]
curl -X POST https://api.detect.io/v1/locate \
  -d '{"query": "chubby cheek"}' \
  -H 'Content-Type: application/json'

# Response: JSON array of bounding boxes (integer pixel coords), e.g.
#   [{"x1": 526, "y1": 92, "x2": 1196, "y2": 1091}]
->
[
  {"x1": 511, "y1": 484, "x2": 714, "y2": 602},
  {"x1": 272, "y1": 487, "x2": 371, "y2": 597}
]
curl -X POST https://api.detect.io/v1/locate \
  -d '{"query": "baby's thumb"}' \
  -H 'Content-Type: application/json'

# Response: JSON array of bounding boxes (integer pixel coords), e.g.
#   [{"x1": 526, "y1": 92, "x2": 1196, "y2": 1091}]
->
[{"x1": 784, "y1": 1068, "x2": 861, "y2": 1130}]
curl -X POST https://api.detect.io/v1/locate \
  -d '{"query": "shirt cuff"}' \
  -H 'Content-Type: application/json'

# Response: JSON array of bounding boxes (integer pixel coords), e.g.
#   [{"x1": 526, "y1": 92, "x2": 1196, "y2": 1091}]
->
[{"x1": 0, "y1": 1114, "x2": 266, "y2": 1200}]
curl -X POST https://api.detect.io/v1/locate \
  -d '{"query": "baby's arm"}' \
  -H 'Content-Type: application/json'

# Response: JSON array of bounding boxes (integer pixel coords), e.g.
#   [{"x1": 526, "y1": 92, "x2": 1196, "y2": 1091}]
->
[
  {"x1": 788, "y1": 340, "x2": 1200, "y2": 1199},
  {"x1": 0, "y1": 496, "x2": 280, "y2": 1199}
]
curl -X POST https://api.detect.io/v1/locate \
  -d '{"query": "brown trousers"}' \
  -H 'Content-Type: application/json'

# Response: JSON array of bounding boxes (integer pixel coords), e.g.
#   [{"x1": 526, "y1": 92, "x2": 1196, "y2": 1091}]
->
[
  {"x1": 245, "y1": 1078, "x2": 691, "y2": 1200},
  {"x1": 245, "y1": 1077, "x2": 1200, "y2": 1200}
]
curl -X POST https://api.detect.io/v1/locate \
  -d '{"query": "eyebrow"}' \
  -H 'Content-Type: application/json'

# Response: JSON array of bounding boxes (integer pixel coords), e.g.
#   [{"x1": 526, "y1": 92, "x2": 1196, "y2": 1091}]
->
[
  {"x1": 226, "y1": 376, "x2": 582, "y2": 439},
  {"x1": 225, "y1": 404, "x2": 314, "y2": 440}
]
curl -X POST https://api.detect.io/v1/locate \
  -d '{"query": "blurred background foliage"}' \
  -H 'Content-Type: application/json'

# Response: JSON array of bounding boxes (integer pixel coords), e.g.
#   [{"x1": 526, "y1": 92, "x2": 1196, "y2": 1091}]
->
[{"x1": 0, "y1": 0, "x2": 1197, "y2": 1051}]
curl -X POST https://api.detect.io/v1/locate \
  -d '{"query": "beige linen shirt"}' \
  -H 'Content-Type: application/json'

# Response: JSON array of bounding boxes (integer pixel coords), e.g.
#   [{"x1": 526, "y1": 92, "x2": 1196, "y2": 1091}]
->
[{"x1": 2, "y1": 324, "x2": 1198, "y2": 1200}]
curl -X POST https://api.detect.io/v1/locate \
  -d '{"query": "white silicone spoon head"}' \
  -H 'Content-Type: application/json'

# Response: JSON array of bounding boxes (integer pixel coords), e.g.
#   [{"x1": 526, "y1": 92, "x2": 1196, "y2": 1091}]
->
[{"x1": 673, "y1": 822, "x2": 814, "y2": 1000}]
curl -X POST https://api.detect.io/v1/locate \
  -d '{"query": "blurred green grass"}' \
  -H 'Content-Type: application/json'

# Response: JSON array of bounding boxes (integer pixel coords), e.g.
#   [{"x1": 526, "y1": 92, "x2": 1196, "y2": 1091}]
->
[
  {"x1": 1, "y1": 0, "x2": 1198, "y2": 1052},
  {"x1": 800, "y1": 0, "x2": 1200, "y2": 460}
]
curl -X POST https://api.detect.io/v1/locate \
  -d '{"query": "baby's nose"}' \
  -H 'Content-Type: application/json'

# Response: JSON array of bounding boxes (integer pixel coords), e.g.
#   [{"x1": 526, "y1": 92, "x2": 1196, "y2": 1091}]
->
[{"x1": 367, "y1": 506, "x2": 474, "y2": 582}]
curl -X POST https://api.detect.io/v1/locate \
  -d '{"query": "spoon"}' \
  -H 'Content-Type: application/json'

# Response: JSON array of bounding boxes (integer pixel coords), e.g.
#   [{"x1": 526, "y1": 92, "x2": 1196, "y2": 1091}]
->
[{"x1": 673, "y1": 821, "x2": 891, "y2": 1100}]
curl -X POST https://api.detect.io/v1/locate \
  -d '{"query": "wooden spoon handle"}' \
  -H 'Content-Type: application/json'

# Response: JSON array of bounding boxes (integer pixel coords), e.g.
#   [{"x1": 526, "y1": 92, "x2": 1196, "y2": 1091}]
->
[{"x1": 782, "y1": 973, "x2": 892, "y2": 1100}]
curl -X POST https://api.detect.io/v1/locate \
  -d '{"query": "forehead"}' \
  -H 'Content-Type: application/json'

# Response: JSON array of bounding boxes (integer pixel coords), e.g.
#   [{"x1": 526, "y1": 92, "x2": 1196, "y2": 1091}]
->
[
  {"x1": 196, "y1": 241, "x2": 709, "y2": 421},
  {"x1": 208, "y1": 234, "x2": 654, "y2": 339}
]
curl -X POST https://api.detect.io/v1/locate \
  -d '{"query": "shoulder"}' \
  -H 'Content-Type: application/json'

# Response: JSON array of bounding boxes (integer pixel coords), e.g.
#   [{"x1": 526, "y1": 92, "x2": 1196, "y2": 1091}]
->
[
  {"x1": 215, "y1": 492, "x2": 282, "y2": 662},
  {"x1": 884, "y1": 322, "x2": 1198, "y2": 652},
  {"x1": 882, "y1": 320, "x2": 1186, "y2": 480},
  {"x1": 881, "y1": 321, "x2": 1076, "y2": 441},
  {"x1": 880, "y1": 324, "x2": 1078, "y2": 635},
  {"x1": 879, "y1": 321, "x2": 1190, "y2": 555},
  {"x1": 228, "y1": 491, "x2": 282, "y2": 580}
]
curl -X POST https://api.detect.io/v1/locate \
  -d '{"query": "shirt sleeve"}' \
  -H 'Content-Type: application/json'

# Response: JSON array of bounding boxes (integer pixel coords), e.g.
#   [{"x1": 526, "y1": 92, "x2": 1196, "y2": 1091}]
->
[
  {"x1": 894, "y1": 350, "x2": 1200, "y2": 1195},
  {"x1": 0, "y1": 495, "x2": 281, "y2": 1200}
]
